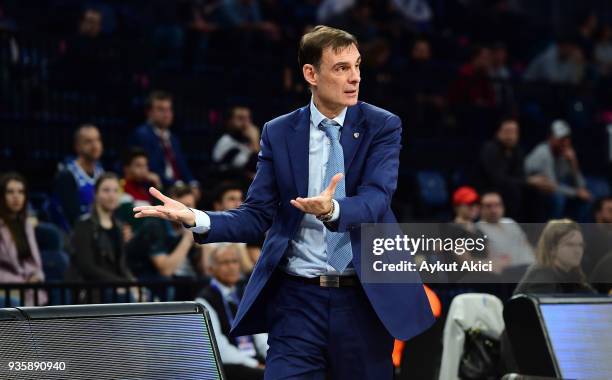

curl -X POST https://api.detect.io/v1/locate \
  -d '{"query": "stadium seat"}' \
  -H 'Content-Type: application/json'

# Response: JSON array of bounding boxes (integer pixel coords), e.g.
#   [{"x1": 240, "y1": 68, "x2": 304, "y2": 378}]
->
[
  {"x1": 416, "y1": 170, "x2": 449, "y2": 207},
  {"x1": 585, "y1": 176, "x2": 611, "y2": 200},
  {"x1": 35, "y1": 222, "x2": 69, "y2": 281}
]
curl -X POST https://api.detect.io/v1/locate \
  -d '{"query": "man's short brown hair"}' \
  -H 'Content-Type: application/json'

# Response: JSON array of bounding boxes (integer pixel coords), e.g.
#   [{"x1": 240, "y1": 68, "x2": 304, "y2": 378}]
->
[
  {"x1": 145, "y1": 90, "x2": 172, "y2": 110},
  {"x1": 298, "y1": 25, "x2": 358, "y2": 69}
]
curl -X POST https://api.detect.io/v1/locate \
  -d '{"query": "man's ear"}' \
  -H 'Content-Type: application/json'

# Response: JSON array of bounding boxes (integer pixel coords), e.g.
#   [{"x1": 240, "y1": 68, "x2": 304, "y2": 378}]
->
[{"x1": 302, "y1": 64, "x2": 317, "y2": 87}]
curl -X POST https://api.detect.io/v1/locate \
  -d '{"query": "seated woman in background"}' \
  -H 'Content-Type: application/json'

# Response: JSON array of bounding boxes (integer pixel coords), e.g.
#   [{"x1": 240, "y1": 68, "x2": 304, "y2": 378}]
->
[
  {"x1": 0, "y1": 172, "x2": 47, "y2": 305},
  {"x1": 65, "y1": 172, "x2": 134, "y2": 285},
  {"x1": 515, "y1": 219, "x2": 595, "y2": 295}
]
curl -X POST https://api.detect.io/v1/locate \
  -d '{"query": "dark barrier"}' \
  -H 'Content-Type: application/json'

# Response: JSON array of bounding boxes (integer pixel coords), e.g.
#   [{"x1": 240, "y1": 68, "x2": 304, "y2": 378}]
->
[
  {"x1": 504, "y1": 294, "x2": 612, "y2": 379},
  {"x1": 0, "y1": 278, "x2": 211, "y2": 307},
  {"x1": 0, "y1": 301, "x2": 225, "y2": 379}
]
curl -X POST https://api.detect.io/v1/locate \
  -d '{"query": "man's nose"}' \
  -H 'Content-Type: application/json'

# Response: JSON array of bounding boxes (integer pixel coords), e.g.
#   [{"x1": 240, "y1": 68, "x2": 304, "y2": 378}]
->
[{"x1": 348, "y1": 67, "x2": 360, "y2": 83}]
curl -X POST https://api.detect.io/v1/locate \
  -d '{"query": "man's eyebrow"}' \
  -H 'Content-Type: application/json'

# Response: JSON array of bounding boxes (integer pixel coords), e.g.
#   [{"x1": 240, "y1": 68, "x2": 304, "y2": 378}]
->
[{"x1": 332, "y1": 56, "x2": 362, "y2": 68}]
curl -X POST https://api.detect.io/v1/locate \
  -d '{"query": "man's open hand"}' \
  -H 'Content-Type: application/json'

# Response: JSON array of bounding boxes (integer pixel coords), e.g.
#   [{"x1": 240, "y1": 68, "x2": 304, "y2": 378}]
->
[
  {"x1": 133, "y1": 187, "x2": 196, "y2": 226},
  {"x1": 290, "y1": 173, "x2": 342, "y2": 216}
]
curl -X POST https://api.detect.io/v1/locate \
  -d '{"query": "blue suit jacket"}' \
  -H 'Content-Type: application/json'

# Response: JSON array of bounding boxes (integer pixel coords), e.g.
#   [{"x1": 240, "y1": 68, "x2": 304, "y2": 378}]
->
[
  {"x1": 195, "y1": 101, "x2": 434, "y2": 341},
  {"x1": 129, "y1": 123, "x2": 195, "y2": 186}
]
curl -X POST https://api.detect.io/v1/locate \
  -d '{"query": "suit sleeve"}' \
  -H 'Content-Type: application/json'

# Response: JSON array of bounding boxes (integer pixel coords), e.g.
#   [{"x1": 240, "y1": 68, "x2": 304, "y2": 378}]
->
[
  {"x1": 331, "y1": 114, "x2": 401, "y2": 233},
  {"x1": 194, "y1": 123, "x2": 279, "y2": 244}
]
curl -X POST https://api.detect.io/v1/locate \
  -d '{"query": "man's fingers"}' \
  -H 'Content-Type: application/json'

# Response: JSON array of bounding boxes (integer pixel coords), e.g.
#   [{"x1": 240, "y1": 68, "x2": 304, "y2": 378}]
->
[
  {"x1": 149, "y1": 187, "x2": 170, "y2": 203},
  {"x1": 134, "y1": 209, "x2": 166, "y2": 219},
  {"x1": 290, "y1": 199, "x2": 306, "y2": 212},
  {"x1": 324, "y1": 173, "x2": 343, "y2": 195}
]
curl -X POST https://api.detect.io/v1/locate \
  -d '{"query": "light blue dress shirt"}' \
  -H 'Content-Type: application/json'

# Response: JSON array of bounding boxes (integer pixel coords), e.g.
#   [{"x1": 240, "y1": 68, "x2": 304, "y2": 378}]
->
[
  {"x1": 190, "y1": 99, "x2": 352, "y2": 277},
  {"x1": 282, "y1": 99, "x2": 354, "y2": 277}
]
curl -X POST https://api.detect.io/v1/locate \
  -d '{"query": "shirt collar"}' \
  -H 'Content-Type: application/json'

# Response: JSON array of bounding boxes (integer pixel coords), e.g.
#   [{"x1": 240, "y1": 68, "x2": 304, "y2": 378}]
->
[
  {"x1": 211, "y1": 278, "x2": 236, "y2": 299},
  {"x1": 151, "y1": 124, "x2": 170, "y2": 140},
  {"x1": 310, "y1": 97, "x2": 347, "y2": 128}
]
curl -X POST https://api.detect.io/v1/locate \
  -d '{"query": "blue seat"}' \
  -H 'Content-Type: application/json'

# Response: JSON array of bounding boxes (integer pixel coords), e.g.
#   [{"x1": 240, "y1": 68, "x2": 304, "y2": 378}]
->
[
  {"x1": 416, "y1": 171, "x2": 449, "y2": 207},
  {"x1": 585, "y1": 176, "x2": 611, "y2": 200},
  {"x1": 35, "y1": 223, "x2": 70, "y2": 281}
]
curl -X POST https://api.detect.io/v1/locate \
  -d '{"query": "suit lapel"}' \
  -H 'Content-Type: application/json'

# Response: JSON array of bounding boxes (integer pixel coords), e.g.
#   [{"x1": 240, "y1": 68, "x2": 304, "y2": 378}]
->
[
  {"x1": 341, "y1": 103, "x2": 365, "y2": 172},
  {"x1": 286, "y1": 106, "x2": 310, "y2": 197}
]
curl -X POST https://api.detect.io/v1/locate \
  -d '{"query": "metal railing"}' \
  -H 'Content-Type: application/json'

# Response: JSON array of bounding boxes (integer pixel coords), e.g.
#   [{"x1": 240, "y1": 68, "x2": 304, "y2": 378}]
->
[{"x1": 0, "y1": 278, "x2": 211, "y2": 307}]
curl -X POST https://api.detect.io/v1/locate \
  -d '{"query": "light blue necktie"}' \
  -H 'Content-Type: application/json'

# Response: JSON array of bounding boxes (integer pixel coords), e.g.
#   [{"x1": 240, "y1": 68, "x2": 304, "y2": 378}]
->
[{"x1": 320, "y1": 118, "x2": 353, "y2": 272}]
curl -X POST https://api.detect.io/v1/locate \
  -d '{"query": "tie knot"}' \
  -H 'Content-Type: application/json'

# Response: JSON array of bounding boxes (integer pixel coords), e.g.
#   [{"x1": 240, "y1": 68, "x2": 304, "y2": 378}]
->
[{"x1": 319, "y1": 119, "x2": 340, "y2": 140}]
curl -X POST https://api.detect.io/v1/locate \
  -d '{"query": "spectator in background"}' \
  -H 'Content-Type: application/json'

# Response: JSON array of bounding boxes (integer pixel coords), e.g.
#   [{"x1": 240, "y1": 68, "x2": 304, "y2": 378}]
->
[
  {"x1": 196, "y1": 243, "x2": 267, "y2": 379},
  {"x1": 525, "y1": 120, "x2": 592, "y2": 220},
  {"x1": 452, "y1": 186, "x2": 481, "y2": 232},
  {"x1": 219, "y1": 0, "x2": 280, "y2": 40},
  {"x1": 201, "y1": 183, "x2": 259, "y2": 275},
  {"x1": 120, "y1": 147, "x2": 161, "y2": 203},
  {"x1": 212, "y1": 105, "x2": 260, "y2": 178},
  {"x1": 54, "y1": 124, "x2": 104, "y2": 227},
  {"x1": 332, "y1": 0, "x2": 379, "y2": 44},
  {"x1": 523, "y1": 34, "x2": 585, "y2": 84},
  {"x1": 130, "y1": 91, "x2": 200, "y2": 197},
  {"x1": 60, "y1": 8, "x2": 121, "y2": 90},
  {"x1": 477, "y1": 192, "x2": 534, "y2": 273},
  {"x1": 575, "y1": 11, "x2": 598, "y2": 60},
  {"x1": 433, "y1": 186, "x2": 489, "y2": 283},
  {"x1": 126, "y1": 185, "x2": 202, "y2": 281},
  {"x1": 115, "y1": 147, "x2": 161, "y2": 232},
  {"x1": 65, "y1": 173, "x2": 134, "y2": 283},
  {"x1": 478, "y1": 118, "x2": 555, "y2": 219},
  {"x1": 0, "y1": 173, "x2": 47, "y2": 305},
  {"x1": 594, "y1": 25, "x2": 612, "y2": 77},
  {"x1": 489, "y1": 42, "x2": 515, "y2": 112},
  {"x1": 79, "y1": 8, "x2": 103, "y2": 38},
  {"x1": 449, "y1": 45, "x2": 496, "y2": 107},
  {"x1": 515, "y1": 219, "x2": 595, "y2": 295},
  {"x1": 399, "y1": 37, "x2": 449, "y2": 133},
  {"x1": 581, "y1": 197, "x2": 612, "y2": 276}
]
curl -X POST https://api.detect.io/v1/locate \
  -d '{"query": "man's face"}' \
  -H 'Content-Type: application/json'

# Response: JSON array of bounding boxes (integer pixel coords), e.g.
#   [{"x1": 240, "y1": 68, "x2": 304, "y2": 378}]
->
[
  {"x1": 75, "y1": 127, "x2": 103, "y2": 162},
  {"x1": 480, "y1": 193, "x2": 504, "y2": 223},
  {"x1": 456, "y1": 203, "x2": 480, "y2": 222},
  {"x1": 124, "y1": 156, "x2": 149, "y2": 182},
  {"x1": 148, "y1": 100, "x2": 174, "y2": 129},
  {"x1": 550, "y1": 136, "x2": 571, "y2": 154},
  {"x1": 228, "y1": 108, "x2": 252, "y2": 132},
  {"x1": 307, "y1": 43, "x2": 361, "y2": 110},
  {"x1": 496, "y1": 120, "x2": 519, "y2": 148},
  {"x1": 412, "y1": 41, "x2": 431, "y2": 62},
  {"x1": 596, "y1": 200, "x2": 612, "y2": 224},
  {"x1": 214, "y1": 189, "x2": 243, "y2": 211},
  {"x1": 79, "y1": 10, "x2": 102, "y2": 38},
  {"x1": 492, "y1": 47, "x2": 507, "y2": 66},
  {"x1": 210, "y1": 247, "x2": 242, "y2": 286},
  {"x1": 473, "y1": 48, "x2": 492, "y2": 72}
]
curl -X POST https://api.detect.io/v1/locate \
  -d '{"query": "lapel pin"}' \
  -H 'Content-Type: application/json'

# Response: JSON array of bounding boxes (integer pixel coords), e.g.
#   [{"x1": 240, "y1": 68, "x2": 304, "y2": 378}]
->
[{"x1": 353, "y1": 132, "x2": 360, "y2": 139}]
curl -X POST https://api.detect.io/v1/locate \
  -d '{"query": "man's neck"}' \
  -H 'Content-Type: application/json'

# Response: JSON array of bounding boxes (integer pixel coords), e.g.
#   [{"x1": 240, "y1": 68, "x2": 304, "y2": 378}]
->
[
  {"x1": 312, "y1": 95, "x2": 345, "y2": 119},
  {"x1": 214, "y1": 278, "x2": 236, "y2": 291},
  {"x1": 150, "y1": 121, "x2": 168, "y2": 132},
  {"x1": 76, "y1": 157, "x2": 97, "y2": 176}
]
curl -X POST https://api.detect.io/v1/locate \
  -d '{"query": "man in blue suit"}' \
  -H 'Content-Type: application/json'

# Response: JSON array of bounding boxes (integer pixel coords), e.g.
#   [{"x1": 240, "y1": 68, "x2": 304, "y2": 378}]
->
[
  {"x1": 135, "y1": 25, "x2": 434, "y2": 379},
  {"x1": 129, "y1": 91, "x2": 199, "y2": 192}
]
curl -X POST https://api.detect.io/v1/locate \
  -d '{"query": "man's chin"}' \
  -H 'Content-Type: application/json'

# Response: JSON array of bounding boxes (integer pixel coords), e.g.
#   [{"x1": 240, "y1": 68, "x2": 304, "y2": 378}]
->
[{"x1": 344, "y1": 96, "x2": 359, "y2": 106}]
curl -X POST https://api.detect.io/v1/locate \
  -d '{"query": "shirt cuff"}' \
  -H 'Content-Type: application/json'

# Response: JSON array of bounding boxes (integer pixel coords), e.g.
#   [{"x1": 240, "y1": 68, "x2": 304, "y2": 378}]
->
[
  {"x1": 189, "y1": 208, "x2": 211, "y2": 234},
  {"x1": 242, "y1": 357, "x2": 260, "y2": 368},
  {"x1": 329, "y1": 199, "x2": 340, "y2": 222}
]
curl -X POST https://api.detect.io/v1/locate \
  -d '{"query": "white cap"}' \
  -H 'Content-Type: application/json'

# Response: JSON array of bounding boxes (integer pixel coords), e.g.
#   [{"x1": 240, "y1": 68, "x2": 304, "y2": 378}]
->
[{"x1": 551, "y1": 119, "x2": 571, "y2": 139}]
